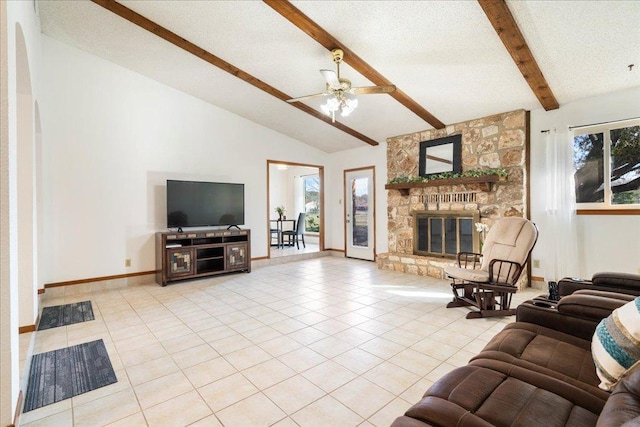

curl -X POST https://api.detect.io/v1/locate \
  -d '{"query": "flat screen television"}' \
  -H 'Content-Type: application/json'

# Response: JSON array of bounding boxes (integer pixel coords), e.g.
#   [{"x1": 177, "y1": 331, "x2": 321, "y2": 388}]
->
[{"x1": 167, "y1": 180, "x2": 245, "y2": 228}]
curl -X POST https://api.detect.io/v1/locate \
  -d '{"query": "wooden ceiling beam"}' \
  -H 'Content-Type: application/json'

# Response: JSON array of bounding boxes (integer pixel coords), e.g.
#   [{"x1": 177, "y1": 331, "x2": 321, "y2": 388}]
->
[
  {"x1": 90, "y1": 0, "x2": 378, "y2": 146},
  {"x1": 264, "y1": 0, "x2": 446, "y2": 129},
  {"x1": 478, "y1": 0, "x2": 559, "y2": 111}
]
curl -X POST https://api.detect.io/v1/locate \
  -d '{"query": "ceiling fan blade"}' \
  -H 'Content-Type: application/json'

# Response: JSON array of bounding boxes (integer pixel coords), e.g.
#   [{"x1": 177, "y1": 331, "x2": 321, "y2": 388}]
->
[
  {"x1": 320, "y1": 69, "x2": 341, "y2": 90},
  {"x1": 286, "y1": 92, "x2": 329, "y2": 103},
  {"x1": 350, "y1": 85, "x2": 396, "y2": 95}
]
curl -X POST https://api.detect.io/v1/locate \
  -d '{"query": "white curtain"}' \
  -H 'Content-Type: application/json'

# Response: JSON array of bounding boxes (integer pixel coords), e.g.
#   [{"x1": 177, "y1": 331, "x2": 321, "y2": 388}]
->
[{"x1": 542, "y1": 129, "x2": 580, "y2": 282}]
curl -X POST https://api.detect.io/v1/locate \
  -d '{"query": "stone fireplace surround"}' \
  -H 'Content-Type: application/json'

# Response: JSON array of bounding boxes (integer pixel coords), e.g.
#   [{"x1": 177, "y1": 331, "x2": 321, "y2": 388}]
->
[{"x1": 377, "y1": 109, "x2": 529, "y2": 289}]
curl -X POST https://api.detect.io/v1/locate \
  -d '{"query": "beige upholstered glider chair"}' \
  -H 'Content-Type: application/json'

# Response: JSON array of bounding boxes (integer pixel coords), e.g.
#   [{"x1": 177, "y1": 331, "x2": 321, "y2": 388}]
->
[{"x1": 445, "y1": 217, "x2": 538, "y2": 319}]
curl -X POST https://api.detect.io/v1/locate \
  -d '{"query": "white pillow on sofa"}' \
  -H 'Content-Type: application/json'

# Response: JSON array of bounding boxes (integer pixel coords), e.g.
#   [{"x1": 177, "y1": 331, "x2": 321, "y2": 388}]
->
[{"x1": 592, "y1": 296, "x2": 640, "y2": 390}]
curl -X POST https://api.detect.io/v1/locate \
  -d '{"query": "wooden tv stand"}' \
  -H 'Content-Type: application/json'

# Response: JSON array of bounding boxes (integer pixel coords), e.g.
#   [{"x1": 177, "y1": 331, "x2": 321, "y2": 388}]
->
[{"x1": 155, "y1": 229, "x2": 250, "y2": 286}]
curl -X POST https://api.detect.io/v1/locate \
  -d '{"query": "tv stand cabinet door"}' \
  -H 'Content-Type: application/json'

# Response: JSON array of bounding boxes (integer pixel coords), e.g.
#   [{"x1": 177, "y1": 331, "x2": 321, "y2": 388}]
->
[
  {"x1": 226, "y1": 243, "x2": 248, "y2": 271},
  {"x1": 167, "y1": 248, "x2": 195, "y2": 279}
]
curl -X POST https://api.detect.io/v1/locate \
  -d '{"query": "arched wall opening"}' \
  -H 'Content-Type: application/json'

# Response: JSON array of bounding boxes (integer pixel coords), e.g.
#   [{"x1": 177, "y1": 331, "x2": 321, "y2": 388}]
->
[{"x1": 16, "y1": 22, "x2": 37, "y2": 329}]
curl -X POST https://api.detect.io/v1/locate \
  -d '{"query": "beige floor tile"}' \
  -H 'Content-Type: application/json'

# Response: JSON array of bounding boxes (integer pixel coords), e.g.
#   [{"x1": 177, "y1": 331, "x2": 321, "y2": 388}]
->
[
  {"x1": 242, "y1": 358, "x2": 296, "y2": 390},
  {"x1": 294, "y1": 311, "x2": 329, "y2": 325},
  {"x1": 133, "y1": 371, "x2": 194, "y2": 409},
  {"x1": 197, "y1": 325, "x2": 237, "y2": 343},
  {"x1": 301, "y1": 360, "x2": 358, "y2": 393},
  {"x1": 171, "y1": 343, "x2": 219, "y2": 370},
  {"x1": 380, "y1": 328, "x2": 424, "y2": 347},
  {"x1": 291, "y1": 395, "x2": 363, "y2": 427},
  {"x1": 216, "y1": 392, "x2": 287, "y2": 427},
  {"x1": 333, "y1": 327, "x2": 376, "y2": 346},
  {"x1": 362, "y1": 362, "x2": 421, "y2": 395},
  {"x1": 410, "y1": 337, "x2": 459, "y2": 361},
  {"x1": 209, "y1": 334, "x2": 254, "y2": 355},
  {"x1": 183, "y1": 356, "x2": 237, "y2": 388},
  {"x1": 186, "y1": 414, "x2": 223, "y2": 427},
  {"x1": 197, "y1": 372, "x2": 259, "y2": 412},
  {"x1": 20, "y1": 409, "x2": 73, "y2": 427},
  {"x1": 126, "y1": 355, "x2": 180, "y2": 386},
  {"x1": 108, "y1": 324, "x2": 150, "y2": 342},
  {"x1": 73, "y1": 388, "x2": 141, "y2": 427},
  {"x1": 19, "y1": 400, "x2": 71, "y2": 426},
  {"x1": 259, "y1": 335, "x2": 303, "y2": 357},
  {"x1": 144, "y1": 390, "x2": 212, "y2": 427},
  {"x1": 399, "y1": 377, "x2": 434, "y2": 404},
  {"x1": 358, "y1": 337, "x2": 405, "y2": 359},
  {"x1": 286, "y1": 326, "x2": 328, "y2": 346},
  {"x1": 118, "y1": 342, "x2": 169, "y2": 367},
  {"x1": 308, "y1": 335, "x2": 354, "y2": 358},
  {"x1": 331, "y1": 377, "x2": 396, "y2": 419},
  {"x1": 446, "y1": 348, "x2": 476, "y2": 367},
  {"x1": 241, "y1": 325, "x2": 283, "y2": 344},
  {"x1": 270, "y1": 318, "x2": 308, "y2": 334},
  {"x1": 271, "y1": 417, "x2": 300, "y2": 427},
  {"x1": 103, "y1": 411, "x2": 147, "y2": 426},
  {"x1": 224, "y1": 345, "x2": 273, "y2": 371},
  {"x1": 332, "y1": 348, "x2": 384, "y2": 375},
  {"x1": 277, "y1": 347, "x2": 327, "y2": 373},
  {"x1": 161, "y1": 332, "x2": 206, "y2": 354},
  {"x1": 388, "y1": 349, "x2": 441, "y2": 376},
  {"x1": 367, "y1": 397, "x2": 414, "y2": 427},
  {"x1": 264, "y1": 375, "x2": 325, "y2": 414},
  {"x1": 113, "y1": 331, "x2": 158, "y2": 354}
]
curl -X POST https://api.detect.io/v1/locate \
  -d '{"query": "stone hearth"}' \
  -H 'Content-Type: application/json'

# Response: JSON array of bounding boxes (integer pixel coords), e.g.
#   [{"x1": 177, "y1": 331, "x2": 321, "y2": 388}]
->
[{"x1": 378, "y1": 109, "x2": 529, "y2": 287}]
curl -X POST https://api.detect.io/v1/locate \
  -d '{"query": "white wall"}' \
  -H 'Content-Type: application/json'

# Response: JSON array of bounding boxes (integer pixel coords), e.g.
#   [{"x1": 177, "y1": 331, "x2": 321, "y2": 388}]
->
[
  {"x1": 41, "y1": 35, "x2": 330, "y2": 283},
  {"x1": 530, "y1": 87, "x2": 640, "y2": 280}
]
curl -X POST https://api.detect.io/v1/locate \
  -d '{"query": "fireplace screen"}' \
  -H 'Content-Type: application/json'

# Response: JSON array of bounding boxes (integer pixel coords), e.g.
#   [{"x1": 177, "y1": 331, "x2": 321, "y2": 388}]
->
[{"x1": 414, "y1": 211, "x2": 479, "y2": 258}]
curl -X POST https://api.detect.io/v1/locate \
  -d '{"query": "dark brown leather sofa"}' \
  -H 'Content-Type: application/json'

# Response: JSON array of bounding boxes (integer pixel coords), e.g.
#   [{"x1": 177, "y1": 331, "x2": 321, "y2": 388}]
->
[{"x1": 392, "y1": 287, "x2": 640, "y2": 427}]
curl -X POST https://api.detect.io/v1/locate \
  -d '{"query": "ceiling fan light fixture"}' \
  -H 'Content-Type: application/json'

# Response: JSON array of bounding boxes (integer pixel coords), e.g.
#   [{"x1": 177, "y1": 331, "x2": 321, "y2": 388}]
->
[{"x1": 340, "y1": 96, "x2": 358, "y2": 117}]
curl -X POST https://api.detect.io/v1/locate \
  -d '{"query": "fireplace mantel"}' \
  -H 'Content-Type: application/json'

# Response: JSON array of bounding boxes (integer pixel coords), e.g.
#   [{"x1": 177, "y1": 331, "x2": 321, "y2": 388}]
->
[{"x1": 385, "y1": 174, "x2": 504, "y2": 196}]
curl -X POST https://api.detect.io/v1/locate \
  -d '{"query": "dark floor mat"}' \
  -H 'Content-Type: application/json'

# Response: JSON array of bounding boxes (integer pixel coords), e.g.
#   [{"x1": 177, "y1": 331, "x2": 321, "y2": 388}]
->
[
  {"x1": 37, "y1": 301, "x2": 94, "y2": 330},
  {"x1": 23, "y1": 339, "x2": 117, "y2": 412}
]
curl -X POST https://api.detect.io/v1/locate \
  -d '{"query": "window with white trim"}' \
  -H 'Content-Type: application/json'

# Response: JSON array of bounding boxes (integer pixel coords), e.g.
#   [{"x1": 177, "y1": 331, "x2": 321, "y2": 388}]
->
[{"x1": 573, "y1": 119, "x2": 640, "y2": 208}]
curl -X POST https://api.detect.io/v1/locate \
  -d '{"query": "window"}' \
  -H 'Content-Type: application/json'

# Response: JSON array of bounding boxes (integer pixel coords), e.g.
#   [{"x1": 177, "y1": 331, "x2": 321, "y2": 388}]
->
[
  {"x1": 303, "y1": 174, "x2": 320, "y2": 232},
  {"x1": 573, "y1": 119, "x2": 640, "y2": 208}
]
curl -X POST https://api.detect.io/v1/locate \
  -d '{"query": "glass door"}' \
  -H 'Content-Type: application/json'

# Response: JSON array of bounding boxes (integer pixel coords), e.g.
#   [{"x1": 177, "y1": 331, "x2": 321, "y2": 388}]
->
[{"x1": 344, "y1": 167, "x2": 375, "y2": 261}]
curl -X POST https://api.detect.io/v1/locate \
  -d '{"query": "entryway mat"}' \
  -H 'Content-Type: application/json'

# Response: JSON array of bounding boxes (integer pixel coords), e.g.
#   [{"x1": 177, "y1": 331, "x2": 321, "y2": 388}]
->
[
  {"x1": 23, "y1": 339, "x2": 117, "y2": 412},
  {"x1": 37, "y1": 301, "x2": 94, "y2": 330}
]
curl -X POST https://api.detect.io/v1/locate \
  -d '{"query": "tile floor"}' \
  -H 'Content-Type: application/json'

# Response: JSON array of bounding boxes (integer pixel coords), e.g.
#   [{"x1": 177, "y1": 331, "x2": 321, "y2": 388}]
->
[{"x1": 20, "y1": 257, "x2": 541, "y2": 427}]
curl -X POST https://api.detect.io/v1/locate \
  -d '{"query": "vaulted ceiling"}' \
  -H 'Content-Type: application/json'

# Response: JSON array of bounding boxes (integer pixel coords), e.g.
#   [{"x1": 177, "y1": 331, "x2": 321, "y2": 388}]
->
[{"x1": 38, "y1": 0, "x2": 640, "y2": 152}]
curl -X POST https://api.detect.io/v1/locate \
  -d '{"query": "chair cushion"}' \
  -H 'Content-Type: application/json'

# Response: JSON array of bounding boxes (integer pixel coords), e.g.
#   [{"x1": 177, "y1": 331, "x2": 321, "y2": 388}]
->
[
  {"x1": 481, "y1": 218, "x2": 537, "y2": 282},
  {"x1": 592, "y1": 296, "x2": 640, "y2": 390},
  {"x1": 597, "y1": 363, "x2": 640, "y2": 426},
  {"x1": 444, "y1": 265, "x2": 489, "y2": 282}
]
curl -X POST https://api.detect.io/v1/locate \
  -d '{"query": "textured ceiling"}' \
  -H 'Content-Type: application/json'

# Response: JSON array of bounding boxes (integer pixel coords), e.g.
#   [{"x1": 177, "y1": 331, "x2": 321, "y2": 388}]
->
[{"x1": 38, "y1": 1, "x2": 640, "y2": 153}]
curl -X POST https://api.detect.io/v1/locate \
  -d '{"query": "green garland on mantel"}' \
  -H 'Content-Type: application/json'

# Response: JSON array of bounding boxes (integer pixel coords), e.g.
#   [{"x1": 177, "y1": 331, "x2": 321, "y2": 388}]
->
[{"x1": 387, "y1": 168, "x2": 508, "y2": 184}]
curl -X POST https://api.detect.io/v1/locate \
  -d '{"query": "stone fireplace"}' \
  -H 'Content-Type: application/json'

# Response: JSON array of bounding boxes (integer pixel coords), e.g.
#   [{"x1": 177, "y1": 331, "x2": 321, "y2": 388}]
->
[{"x1": 377, "y1": 109, "x2": 530, "y2": 288}]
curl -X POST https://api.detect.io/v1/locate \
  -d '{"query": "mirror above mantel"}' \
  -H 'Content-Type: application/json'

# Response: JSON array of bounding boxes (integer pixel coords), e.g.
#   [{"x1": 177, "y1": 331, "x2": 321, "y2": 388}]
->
[{"x1": 419, "y1": 134, "x2": 462, "y2": 178}]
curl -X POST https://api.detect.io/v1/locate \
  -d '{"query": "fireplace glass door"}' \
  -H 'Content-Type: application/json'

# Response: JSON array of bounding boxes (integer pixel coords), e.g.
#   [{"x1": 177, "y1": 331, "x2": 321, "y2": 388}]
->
[{"x1": 415, "y1": 211, "x2": 478, "y2": 258}]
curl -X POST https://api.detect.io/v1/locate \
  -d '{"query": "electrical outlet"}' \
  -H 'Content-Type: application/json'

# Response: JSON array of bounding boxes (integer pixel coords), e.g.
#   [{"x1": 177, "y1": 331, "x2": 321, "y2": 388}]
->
[
  {"x1": 533, "y1": 259, "x2": 540, "y2": 268},
  {"x1": 125, "y1": 259, "x2": 131, "y2": 267}
]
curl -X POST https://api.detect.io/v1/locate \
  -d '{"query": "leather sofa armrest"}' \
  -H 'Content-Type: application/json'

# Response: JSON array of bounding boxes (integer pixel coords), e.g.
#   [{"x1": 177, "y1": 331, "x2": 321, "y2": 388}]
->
[
  {"x1": 557, "y1": 290, "x2": 634, "y2": 319},
  {"x1": 516, "y1": 291, "x2": 633, "y2": 340},
  {"x1": 559, "y1": 272, "x2": 640, "y2": 297},
  {"x1": 592, "y1": 272, "x2": 640, "y2": 290}
]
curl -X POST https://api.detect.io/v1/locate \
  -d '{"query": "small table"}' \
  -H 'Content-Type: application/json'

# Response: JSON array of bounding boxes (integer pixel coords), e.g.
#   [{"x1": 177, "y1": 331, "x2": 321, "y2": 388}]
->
[{"x1": 270, "y1": 219, "x2": 295, "y2": 248}]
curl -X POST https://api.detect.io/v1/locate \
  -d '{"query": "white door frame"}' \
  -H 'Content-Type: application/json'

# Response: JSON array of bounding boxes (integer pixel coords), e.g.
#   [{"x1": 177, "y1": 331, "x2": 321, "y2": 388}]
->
[{"x1": 344, "y1": 166, "x2": 376, "y2": 261}]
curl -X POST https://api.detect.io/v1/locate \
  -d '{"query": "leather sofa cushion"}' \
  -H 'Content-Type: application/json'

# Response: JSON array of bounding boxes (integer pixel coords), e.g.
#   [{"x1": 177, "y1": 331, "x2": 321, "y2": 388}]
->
[
  {"x1": 394, "y1": 361, "x2": 601, "y2": 427},
  {"x1": 477, "y1": 322, "x2": 600, "y2": 388},
  {"x1": 597, "y1": 363, "x2": 640, "y2": 426}
]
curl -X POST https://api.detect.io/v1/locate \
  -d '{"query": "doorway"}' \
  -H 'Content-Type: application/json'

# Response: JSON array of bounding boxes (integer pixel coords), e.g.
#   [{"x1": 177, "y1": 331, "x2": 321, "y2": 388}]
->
[
  {"x1": 267, "y1": 161, "x2": 324, "y2": 258},
  {"x1": 344, "y1": 167, "x2": 376, "y2": 261}
]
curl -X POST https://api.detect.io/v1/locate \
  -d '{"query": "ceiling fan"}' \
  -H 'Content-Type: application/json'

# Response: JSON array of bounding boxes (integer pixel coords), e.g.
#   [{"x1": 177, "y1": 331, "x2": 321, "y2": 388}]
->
[{"x1": 287, "y1": 48, "x2": 396, "y2": 122}]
